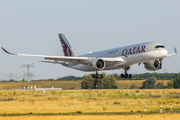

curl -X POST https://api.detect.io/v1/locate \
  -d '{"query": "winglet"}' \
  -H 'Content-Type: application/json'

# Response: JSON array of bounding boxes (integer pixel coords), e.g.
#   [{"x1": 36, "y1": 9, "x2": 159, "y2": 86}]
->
[
  {"x1": 1, "y1": 47, "x2": 17, "y2": 55},
  {"x1": 167, "y1": 47, "x2": 177, "y2": 57},
  {"x1": 174, "y1": 47, "x2": 177, "y2": 54}
]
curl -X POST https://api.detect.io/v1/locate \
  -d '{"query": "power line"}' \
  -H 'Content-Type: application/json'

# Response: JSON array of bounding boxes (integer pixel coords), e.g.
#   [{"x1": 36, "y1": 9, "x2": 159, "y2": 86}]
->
[{"x1": 21, "y1": 63, "x2": 35, "y2": 81}]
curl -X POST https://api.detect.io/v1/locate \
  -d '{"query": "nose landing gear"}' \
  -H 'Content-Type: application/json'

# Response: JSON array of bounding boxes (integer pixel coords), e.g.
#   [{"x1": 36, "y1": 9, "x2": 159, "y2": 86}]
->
[{"x1": 121, "y1": 66, "x2": 132, "y2": 78}]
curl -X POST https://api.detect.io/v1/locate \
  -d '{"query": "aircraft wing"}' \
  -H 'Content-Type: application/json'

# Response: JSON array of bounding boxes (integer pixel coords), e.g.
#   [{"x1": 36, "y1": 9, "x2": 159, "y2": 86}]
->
[
  {"x1": 167, "y1": 47, "x2": 177, "y2": 57},
  {"x1": 2, "y1": 47, "x2": 123, "y2": 65}
]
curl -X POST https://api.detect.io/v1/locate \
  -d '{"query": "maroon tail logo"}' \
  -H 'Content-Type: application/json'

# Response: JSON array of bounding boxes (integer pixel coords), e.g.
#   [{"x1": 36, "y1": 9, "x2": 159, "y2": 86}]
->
[{"x1": 59, "y1": 36, "x2": 72, "y2": 56}]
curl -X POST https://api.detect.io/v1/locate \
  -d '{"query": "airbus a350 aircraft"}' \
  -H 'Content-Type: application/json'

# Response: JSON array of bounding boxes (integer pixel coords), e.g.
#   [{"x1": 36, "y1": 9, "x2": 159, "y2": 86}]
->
[{"x1": 2, "y1": 33, "x2": 177, "y2": 78}]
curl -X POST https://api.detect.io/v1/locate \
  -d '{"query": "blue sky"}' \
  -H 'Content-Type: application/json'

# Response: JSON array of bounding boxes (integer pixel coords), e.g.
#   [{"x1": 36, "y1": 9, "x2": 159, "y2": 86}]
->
[{"x1": 0, "y1": 0, "x2": 179, "y2": 80}]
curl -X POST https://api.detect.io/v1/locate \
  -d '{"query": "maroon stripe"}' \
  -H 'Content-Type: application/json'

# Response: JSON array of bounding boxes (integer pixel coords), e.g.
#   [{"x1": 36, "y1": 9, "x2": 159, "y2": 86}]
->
[{"x1": 1, "y1": 47, "x2": 11, "y2": 54}]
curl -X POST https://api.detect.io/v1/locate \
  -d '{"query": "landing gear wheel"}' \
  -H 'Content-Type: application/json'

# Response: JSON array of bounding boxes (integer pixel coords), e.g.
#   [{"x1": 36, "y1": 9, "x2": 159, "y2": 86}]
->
[
  {"x1": 120, "y1": 66, "x2": 132, "y2": 79},
  {"x1": 91, "y1": 71, "x2": 103, "y2": 79},
  {"x1": 121, "y1": 74, "x2": 124, "y2": 78},
  {"x1": 100, "y1": 74, "x2": 103, "y2": 79},
  {"x1": 125, "y1": 74, "x2": 128, "y2": 78},
  {"x1": 92, "y1": 74, "x2": 95, "y2": 78}
]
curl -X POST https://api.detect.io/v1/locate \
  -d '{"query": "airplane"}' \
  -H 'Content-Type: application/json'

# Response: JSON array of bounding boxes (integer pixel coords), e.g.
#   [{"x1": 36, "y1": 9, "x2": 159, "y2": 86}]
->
[{"x1": 2, "y1": 33, "x2": 177, "y2": 78}]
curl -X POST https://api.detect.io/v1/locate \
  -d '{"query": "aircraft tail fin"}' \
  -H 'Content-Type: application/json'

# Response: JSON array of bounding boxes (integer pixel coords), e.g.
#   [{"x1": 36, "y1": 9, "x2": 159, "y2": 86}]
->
[{"x1": 58, "y1": 33, "x2": 76, "y2": 57}]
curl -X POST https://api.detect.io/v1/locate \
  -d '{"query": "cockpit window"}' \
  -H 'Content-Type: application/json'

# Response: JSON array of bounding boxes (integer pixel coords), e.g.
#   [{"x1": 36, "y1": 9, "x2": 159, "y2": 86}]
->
[{"x1": 155, "y1": 45, "x2": 165, "y2": 49}]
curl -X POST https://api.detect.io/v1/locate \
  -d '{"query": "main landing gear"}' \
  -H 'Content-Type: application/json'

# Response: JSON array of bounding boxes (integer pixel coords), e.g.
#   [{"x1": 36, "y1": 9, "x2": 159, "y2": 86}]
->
[
  {"x1": 121, "y1": 66, "x2": 132, "y2": 78},
  {"x1": 92, "y1": 71, "x2": 103, "y2": 79},
  {"x1": 157, "y1": 59, "x2": 162, "y2": 69}
]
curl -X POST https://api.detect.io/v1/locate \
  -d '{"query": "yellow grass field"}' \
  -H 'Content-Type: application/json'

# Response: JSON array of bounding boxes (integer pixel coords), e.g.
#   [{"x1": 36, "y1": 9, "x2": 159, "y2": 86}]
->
[
  {"x1": 1, "y1": 114, "x2": 180, "y2": 120},
  {"x1": 0, "y1": 89, "x2": 179, "y2": 114},
  {"x1": 0, "y1": 89, "x2": 180, "y2": 119},
  {"x1": 1, "y1": 80, "x2": 82, "y2": 90}
]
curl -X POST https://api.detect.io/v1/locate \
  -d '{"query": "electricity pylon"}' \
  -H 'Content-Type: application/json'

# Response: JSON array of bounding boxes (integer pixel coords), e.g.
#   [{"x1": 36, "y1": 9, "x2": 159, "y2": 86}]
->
[{"x1": 21, "y1": 63, "x2": 35, "y2": 81}]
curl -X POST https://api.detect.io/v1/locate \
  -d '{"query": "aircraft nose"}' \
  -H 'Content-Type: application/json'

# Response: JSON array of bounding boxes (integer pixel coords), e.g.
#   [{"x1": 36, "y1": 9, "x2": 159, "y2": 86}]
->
[{"x1": 160, "y1": 49, "x2": 168, "y2": 57}]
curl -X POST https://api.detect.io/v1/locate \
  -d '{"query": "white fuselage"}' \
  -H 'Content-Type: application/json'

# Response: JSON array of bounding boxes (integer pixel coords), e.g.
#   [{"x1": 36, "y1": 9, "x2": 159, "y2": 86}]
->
[
  {"x1": 2, "y1": 33, "x2": 176, "y2": 74},
  {"x1": 65, "y1": 42, "x2": 168, "y2": 72}
]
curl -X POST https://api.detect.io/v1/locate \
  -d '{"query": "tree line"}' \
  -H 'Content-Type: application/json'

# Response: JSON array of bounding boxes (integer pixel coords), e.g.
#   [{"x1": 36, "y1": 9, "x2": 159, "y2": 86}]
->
[
  {"x1": 139, "y1": 73, "x2": 180, "y2": 89},
  {"x1": 55, "y1": 73, "x2": 178, "y2": 81},
  {"x1": 81, "y1": 73, "x2": 180, "y2": 89}
]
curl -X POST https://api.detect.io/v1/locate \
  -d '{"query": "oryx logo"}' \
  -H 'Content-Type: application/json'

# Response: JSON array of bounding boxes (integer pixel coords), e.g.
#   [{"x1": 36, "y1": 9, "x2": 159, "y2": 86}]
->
[{"x1": 59, "y1": 36, "x2": 72, "y2": 56}]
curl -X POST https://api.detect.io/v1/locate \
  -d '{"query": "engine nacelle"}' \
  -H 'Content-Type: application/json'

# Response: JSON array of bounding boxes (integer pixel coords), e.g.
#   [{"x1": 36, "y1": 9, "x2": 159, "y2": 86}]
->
[
  {"x1": 144, "y1": 60, "x2": 162, "y2": 71},
  {"x1": 87, "y1": 59, "x2": 106, "y2": 71}
]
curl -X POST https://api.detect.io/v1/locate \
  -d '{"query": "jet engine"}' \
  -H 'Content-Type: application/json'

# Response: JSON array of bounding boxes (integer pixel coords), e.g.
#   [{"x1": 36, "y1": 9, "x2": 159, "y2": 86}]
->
[
  {"x1": 144, "y1": 60, "x2": 162, "y2": 71},
  {"x1": 87, "y1": 59, "x2": 106, "y2": 71}
]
